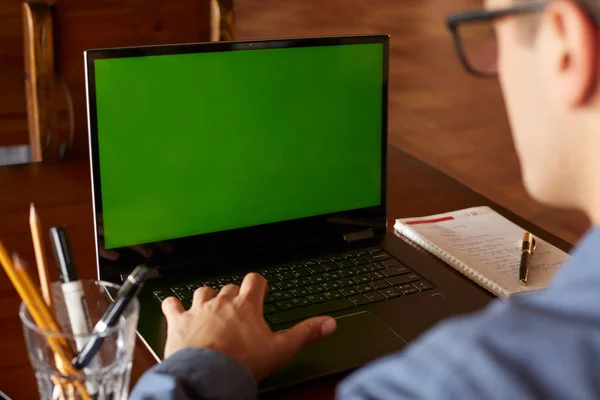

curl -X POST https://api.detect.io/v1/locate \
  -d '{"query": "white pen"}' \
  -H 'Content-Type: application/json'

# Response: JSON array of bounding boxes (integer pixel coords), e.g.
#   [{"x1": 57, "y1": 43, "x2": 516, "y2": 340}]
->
[
  {"x1": 50, "y1": 226, "x2": 98, "y2": 394},
  {"x1": 50, "y1": 227, "x2": 92, "y2": 348}
]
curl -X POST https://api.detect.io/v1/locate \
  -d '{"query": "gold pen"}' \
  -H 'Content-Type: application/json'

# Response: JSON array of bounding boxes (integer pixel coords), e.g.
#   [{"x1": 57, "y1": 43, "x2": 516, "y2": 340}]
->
[{"x1": 519, "y1": 232, "x2": 536, "y2": 286}]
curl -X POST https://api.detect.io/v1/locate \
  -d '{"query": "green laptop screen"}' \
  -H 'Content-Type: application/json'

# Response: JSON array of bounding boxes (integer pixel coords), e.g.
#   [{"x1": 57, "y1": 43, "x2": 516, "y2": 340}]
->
[{"x1": 94, "y1": 43, "x2": 383, "y2": 249}]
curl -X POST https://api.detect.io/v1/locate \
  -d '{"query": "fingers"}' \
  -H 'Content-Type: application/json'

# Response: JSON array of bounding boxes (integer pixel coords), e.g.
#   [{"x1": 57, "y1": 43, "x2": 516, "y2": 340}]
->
[
  {"x1": 239, "y1": 273, "x2": 268, "y2": 304},
  {"x1": 193, "y1": 286, "x2": 217, "y2": 305},
  {"x1": 162, "y1": 296, "x2": 185, "y2": 322},
  {"x1": 275, "y1": 316, "x2": 337, "y2": 359},
  {"x1": 98, "y1": 246, "x2": 121, "y2": 261},
  {"x1": 98, "y1": 238, "x2": 120, "y2": 261},
  {"x1": 156, "y1": 241, "x2": 174, "y2": 254},
  {"x1": 219, "y1": 284, "x2": 240, "y2": 299},
  {"x1": 130, "y1": 245, "x2": 152, "y2": 258}
]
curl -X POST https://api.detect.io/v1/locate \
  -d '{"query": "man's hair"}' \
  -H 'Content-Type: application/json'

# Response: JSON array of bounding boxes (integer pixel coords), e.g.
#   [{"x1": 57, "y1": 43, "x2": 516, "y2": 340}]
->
[
  {"x1": 519, "y1": 0, "x2": 600, "y2": 13},
  {"x1": 578, "y1": 0, "x2": 600, "y2": 16},
  {"x1": 517, "y1": 0, "x2": 545, "y2": 42},
  {"x1": 518, "y1": 0, "x2": 600, "y2": 41}
]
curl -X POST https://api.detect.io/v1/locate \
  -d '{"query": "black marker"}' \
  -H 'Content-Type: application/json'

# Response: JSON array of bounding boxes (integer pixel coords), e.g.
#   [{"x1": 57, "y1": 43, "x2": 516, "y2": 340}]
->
[
  {"x1": 50, "y1": 227, "x2": 93, "y2": 350},
  {"x1": 72, "y1": 266, "x2": 148, "y2": 370}
]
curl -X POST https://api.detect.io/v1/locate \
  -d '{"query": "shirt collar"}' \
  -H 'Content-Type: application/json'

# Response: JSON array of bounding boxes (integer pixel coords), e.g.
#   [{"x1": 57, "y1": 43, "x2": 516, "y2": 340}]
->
[{"x1": 549, "y1": 226, "x2": 600, "y2": 290}]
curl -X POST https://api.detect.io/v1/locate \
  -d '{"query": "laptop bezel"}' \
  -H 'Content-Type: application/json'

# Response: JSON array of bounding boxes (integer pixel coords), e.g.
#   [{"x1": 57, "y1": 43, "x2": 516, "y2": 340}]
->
[{"x1": 85, "y1": 35, "x2": 390, "y2": 281}]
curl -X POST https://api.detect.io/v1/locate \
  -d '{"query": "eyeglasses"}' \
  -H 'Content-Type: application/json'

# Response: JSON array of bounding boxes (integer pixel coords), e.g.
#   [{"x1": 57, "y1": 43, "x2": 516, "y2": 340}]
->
[{"x1": 446, "y1": 3, "x2": 546, "y2": 77}]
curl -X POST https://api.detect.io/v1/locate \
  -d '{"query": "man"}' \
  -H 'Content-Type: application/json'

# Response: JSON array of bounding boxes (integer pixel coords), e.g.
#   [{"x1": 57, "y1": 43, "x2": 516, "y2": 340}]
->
[{"x1": 130, "y1": 0, "x2": 600, "y2": 398}]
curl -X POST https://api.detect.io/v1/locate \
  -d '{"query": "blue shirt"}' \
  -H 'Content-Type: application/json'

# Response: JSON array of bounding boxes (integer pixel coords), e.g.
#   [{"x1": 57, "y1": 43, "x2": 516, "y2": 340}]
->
[{"x1": 130, "y1": 227, "x2": 600, "y2": 400}]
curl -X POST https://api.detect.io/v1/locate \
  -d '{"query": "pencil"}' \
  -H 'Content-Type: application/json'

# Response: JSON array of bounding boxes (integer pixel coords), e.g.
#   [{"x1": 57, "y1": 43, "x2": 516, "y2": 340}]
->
[
  {"x1": 11, "y1": 254, "x2": 69, "y2": 350},
  {"x1": 13, "y1": 253, "x2": 70, "y2": 400},
  {"x1": 0, "y1": 242, "x2": 90, "y2": 400},
  {"x1": 29, "y1": 203, "x2": 53, "y2": 309}
]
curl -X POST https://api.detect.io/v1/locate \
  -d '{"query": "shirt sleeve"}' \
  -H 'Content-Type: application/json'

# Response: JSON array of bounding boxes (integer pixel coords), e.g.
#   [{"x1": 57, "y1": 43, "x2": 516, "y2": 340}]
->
[
  {"x1": 129, "y1": 348, "x2": 257, "y2": 400},
  {"x1": 336, "y1": 313, "x2": 483, "y2": 400},
  {"x1": 336, "y1": 294, "x2": 588, "y2": 400}
]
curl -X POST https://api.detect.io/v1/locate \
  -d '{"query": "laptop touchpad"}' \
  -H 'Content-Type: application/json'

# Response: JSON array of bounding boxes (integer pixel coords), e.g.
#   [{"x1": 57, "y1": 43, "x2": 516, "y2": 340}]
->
[{"x1": 261, "y1": 311, "x2": 406, "y2": 391}]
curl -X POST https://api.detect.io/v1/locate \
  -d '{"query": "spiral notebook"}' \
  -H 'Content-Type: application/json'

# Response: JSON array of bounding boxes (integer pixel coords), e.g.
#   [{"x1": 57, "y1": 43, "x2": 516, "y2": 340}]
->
[{"x1": 394, "y1": 206, "x2": 570, "y2": 298}]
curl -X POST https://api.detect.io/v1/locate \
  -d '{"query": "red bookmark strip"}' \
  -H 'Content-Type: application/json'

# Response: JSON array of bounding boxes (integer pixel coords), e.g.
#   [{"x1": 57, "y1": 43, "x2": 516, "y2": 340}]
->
[{"x1": 404, "y1": 216, "x2": 455, "y2": 225}]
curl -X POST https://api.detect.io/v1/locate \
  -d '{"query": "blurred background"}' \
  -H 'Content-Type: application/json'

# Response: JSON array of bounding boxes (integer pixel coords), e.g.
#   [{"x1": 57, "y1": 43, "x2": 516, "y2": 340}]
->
[{"x1": 0, "y1": 0, "x2": 589, "y2": 243}]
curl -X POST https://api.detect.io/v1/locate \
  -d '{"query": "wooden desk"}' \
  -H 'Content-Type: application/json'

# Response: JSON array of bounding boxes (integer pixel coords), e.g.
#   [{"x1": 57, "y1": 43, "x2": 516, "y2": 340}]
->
[{"x1": 0, "y1": 145, "x2": 572, "y2": 399}]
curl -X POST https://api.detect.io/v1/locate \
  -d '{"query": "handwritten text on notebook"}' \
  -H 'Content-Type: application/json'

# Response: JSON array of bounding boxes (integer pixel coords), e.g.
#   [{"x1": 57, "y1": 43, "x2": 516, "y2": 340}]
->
[{"x1": 395, "y1": 206, "x2": 569, "y2": 296}]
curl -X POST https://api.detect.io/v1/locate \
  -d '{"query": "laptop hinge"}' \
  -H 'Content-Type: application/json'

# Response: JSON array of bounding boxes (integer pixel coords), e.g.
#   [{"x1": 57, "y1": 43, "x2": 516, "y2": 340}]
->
[
  {"x1": 343, "y1": 229, "x2": 375, "y2": 243},
  {"x1": 120, "y1": 266, "x2": 161, "y2": 282}
]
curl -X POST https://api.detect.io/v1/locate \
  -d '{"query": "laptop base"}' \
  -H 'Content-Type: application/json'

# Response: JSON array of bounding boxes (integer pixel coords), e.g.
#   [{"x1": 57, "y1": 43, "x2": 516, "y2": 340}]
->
[{"x1": 135, "y1": 233, "x2": 492, "y2": 392}]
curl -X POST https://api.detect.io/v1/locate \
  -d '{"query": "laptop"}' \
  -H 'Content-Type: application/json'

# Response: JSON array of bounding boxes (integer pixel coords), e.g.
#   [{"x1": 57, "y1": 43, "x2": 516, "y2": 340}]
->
[{"x1": 85, "y1": 35, "x2": 492, "y2": 391}]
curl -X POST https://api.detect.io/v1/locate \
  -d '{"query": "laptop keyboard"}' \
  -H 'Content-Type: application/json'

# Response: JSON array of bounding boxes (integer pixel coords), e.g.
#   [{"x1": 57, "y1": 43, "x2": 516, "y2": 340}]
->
[{"x1": 152, "y1": 248, "x2": 435, "y2": 326}]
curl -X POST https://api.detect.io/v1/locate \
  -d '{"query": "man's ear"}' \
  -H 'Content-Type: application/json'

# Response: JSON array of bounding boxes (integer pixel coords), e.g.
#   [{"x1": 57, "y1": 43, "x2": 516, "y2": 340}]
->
[{"x1": 539, "y1": 0, "x2": 598, "y2": 108}]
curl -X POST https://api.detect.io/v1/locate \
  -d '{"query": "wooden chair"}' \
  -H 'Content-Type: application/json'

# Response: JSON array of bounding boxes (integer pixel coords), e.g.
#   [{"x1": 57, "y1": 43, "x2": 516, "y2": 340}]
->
[{"x1": 2, "y1": 0, "x2": 235, "y2": 164}]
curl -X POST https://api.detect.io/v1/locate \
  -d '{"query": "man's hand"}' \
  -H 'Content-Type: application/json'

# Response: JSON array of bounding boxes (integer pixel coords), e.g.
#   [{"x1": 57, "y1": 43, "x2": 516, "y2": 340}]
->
[{"x1": 161, "y1": 273, "x2": 337, "y2": 381}]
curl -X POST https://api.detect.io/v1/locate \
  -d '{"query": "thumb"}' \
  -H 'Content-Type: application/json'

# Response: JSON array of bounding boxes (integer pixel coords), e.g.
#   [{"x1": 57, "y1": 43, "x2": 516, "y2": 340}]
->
[
  {"x1": 276, "y1": 316, "x2": 337, "y2": 359},
  {"x1": 162, "y1": 296, "x2": 184, "y2": 323}
]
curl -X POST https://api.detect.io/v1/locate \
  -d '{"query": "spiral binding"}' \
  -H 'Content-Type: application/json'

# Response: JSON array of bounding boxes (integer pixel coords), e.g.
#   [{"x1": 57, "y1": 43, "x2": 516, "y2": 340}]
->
[{"x1": 396, "y1": 224, "x2": 510, "y2": 298}]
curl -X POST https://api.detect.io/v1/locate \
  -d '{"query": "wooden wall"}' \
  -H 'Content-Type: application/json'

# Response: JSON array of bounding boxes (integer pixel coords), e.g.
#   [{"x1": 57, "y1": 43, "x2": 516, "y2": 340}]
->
[
  {"x1": 1, "y1": 0, "x2": 212, "y2": 159},
  {"x1": 0, "y1": 1, "x2": 28, "y2": 149}
]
